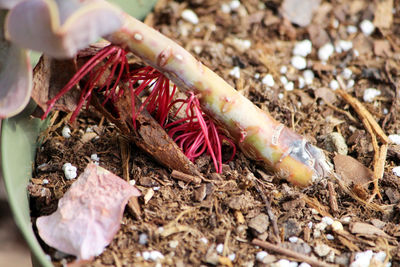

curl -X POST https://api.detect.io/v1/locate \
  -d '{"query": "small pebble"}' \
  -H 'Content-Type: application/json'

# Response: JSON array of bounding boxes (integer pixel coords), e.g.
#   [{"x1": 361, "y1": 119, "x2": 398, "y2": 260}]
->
[
  {"x1": 325, "y1": 132, "x2": 348, "y2": 155},
  {"x1": 193, "y1": 45, "x2": 202, "y2": 54},
  {"x1": 284, "y1": 82, "x2": 294, "y2": 91},
  {"x1": 363, "y1": 88, "x2": 381, "y2": 102},
  {"x1": 314, "y1": 243, "x2": 332, "y2": 257},
  {"x1": 256, "y1": 251, "x2": 269, "y2": 262},
  {"x1": 229, "y1": 0, "x2": 240, "y2": 10},
  {"x1": 374, "y1": 251, "x2": 387, "y2": 262},
  {"x1": 393, "y1": 166, "x2": 400, "y2": 177},
  {"x1": 322, "y1": 216, "x2": 334, "y2": 225},
  {"x1": 303, "y1": 70, "x2": 314, "y2": 85},
  {"x1": 129, "y1": 179, "x2": 136, "y2": 186},
  {"x1": 331, "y1": 19, "x2": 339, "y2": 29},
  {"x1": 278, "y1": 93, "x2": 284, "y2": 99},
  {"x1": 280, "y1": 66, "x2": 288, "y2": 74},
  {"x1": 299, "y1": 263, "x2": 311, "y2": 267},
  {"x1": 149, "y1": 251, "x2": 164, "y2": 261},
  {"x1": 221, "y1": 3, "x2": 231, "y2": 13},
  {"x1": 228, "y1": 253, "x2": 236, "y2": 261},
  {"x1": 342, "y1": 68, "x2": 353, "y2": 79},
  {"x1": 315, "y1": 222, "x2": 327, "y2": 231},
  {"x1": 329, "y1": 79, "x2": 339, "y2": 90},
  {"x1": 292, "y1": 40, "x2": 312, "y2": 57},
  {"x1": 298, "y1": 77, "x2": 305, "y2": 89},
  {"x1": 347, "y1": 25, "x2": 358, "y2": 34},
  {"x1": 280, "y1": 76, "x2": 288, "y2": 85},
  {"x1": 307, "y1": 222, "x2": 313, "y2": 229},
  {"x1": 216, "y1": 243, "x2": 224, "y2": 254},
  {"x1": 389, "y1": 134, "x2": 400, "y2": 145},
  {"x1": 231, "y1": 38, "x2": 252, "y2": 52},
  {"x1": 90, "y1": 153, "x2": 99, "y2": 162},
  {"x1": 291, "y1": 56, "x2": 307, "y2": 70},
  {"x1": 337, "y1": 40, "x2": 353, "y2": 52},
  {"x1": 62, "y1": 163, "x2": 77, "y2": 180},
  {"x1": 229, "y1": 66, "x2": 241, "y2": 79},
  {"x1": 61, "y1": 126, "x2": 71, "y2": 138},
  {"x1": 350, "y1": 250, "x2": 374, "y2": 267},
  {"x1": 311, "y1": 208, "x2": 318, "y2": 215},
  {"x1": 289, "y1": 236, "x2": 299, "y2": 243},
  {"x1": 383, "y1": 108, "x2": 389, "y2": 114},
  {"x1": 85, "y1": 127, "x2": 93, "y2": 133},
  {"x1": 347, "y1": 79, "x2": 355, "y2": 89},
  {"x1": 341, "y1": 217, "x2": 351, "y2": 223},
  {"x1": 274, "y1": 259, "x2": 291, "y2": 267},
  {"x1": 326, "y1": 234, "x2": 334, "y2": 240},
  {"x1": 318, "y1": 43, "x2": 334, "y2": 61},
  {"x1": 153, "y1": 186, "x2": 160, "y2": 191},
  {"x1": 139, "y1": 233, "x2": 148, "y2": 245},
  {"x1": 254, "y1": 73, "x2": 260, "y2": 79},
  {"x1": 262, "y1": 74, "x2": 275, "y2": 87},
  {"x1": 200, "y1": 237, "x2": 208, "y2": 244},
  {"x1": 169, "y1": 240, "x2": 179, "y2": 248},
  {"x1": 360, "y1": 20, "x2": 375, "y2": 36},
  {"x1": 332, "y1": 220, "x2": 344, "y2": 231},
  {"x1": 181, "y1": 9, "x2": 199, "y2": 24},
  {"x1": 42, "y1": 179, "x2": 49, "y2": 185}
]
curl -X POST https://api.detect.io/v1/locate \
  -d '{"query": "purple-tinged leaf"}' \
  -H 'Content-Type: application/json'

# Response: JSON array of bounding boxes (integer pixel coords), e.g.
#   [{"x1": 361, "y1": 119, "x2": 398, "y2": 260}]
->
[
  {"x1": 5, "y1": 0, "x2": 123, "y2": 58},
  {"x1": 0, "y1": 10, "x2": 32, "y2": 118},
  {"x1": 0, "y1": 0, "x2": 24, "y2": 9},
  {"x1": 36, "y1": 163, "x2": 141, "y2": 260}
]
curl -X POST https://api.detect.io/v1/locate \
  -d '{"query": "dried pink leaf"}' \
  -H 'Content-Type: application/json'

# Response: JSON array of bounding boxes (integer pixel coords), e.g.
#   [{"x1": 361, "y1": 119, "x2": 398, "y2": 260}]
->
[{"x1": 36, "y1": 163, "x2": 141, "y2": 260}]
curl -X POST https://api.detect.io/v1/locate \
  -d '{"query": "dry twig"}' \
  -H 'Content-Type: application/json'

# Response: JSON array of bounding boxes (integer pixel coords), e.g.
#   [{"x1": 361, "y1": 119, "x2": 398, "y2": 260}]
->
[
  {"x1": 252, "y1": 239, "x2": 337, "y2": 267},
  {"x1": 336, "y1": 77, "x2": 389, "y2": 200},
  {"x1": 170, "y1": 170, "x2": 202, "y2": 184}
]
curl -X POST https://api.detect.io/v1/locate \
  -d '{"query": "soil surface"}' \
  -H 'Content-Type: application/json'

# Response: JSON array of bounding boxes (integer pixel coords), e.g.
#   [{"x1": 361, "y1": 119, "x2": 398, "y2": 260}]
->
[{"x1": 30, "y1": 0, "x2": 400, "y2": 266}]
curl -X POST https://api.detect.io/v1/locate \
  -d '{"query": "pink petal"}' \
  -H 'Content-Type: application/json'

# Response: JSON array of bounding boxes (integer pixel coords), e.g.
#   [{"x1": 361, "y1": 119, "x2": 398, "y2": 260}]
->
[
  {"x1": 36, "y1": 163, "x2": 141, "y2": 260},
  {"x1": 6, "y1": 0, "x2": 123, "y2": 58}
]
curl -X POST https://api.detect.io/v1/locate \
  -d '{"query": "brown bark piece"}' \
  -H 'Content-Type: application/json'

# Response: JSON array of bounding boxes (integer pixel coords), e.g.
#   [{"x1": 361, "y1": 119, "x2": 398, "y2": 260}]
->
[
  {"x1": 95, "y1": 87, "x2": 202, "y2": 178},
  {"x1": 32, "y1": 56, "x2": 80, "y2": 115}
]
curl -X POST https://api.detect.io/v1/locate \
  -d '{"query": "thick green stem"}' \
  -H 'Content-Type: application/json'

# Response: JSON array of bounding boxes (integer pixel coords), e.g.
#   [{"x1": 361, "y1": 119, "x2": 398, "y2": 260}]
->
[{"x1": 107, "y1": 14, "x2": 332, "y2": 186}]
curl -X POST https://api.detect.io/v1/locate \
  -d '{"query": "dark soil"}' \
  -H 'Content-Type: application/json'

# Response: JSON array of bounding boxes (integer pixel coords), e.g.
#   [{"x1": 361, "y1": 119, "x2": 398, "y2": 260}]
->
[{"x1": 29, "y1": 0, "x2": 400, "y2": 266}]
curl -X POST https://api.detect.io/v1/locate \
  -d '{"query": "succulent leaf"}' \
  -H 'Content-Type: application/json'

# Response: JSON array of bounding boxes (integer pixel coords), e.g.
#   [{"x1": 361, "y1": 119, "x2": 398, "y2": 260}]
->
[
  {"x1": 0, "y1": 0, "x2": 24, "y2": 9},
  {"x1": 5, "y1": 0, "x2": 123, "y2": 58},
  {"x1": 0, "y1": 10, "x2": 32, "y2": 118}
]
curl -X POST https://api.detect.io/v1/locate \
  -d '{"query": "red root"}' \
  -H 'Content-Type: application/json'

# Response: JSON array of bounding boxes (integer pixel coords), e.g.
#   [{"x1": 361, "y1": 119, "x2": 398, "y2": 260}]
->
[
  {"x1": 166, "y1": 93, "x2": 236, "y2": 173},
  {"x1": 43, "y1": 44, "x2": 236, "y2": 173}
]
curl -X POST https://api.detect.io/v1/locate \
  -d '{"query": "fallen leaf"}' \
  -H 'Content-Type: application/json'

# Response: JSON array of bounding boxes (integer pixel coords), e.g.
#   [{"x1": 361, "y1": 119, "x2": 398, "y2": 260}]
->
[
  {"x1": 36, "y1": 163, "x2": 141, "y2": 260},
  {"x1": 349, "y1": 222, "x2": 393, "y2": 239},
  {"x1": 334, "y1": 154, "x2": 373, "y2": 187},
  {"x1": 314, "y1": 87, "x2": 338, "y2": 104}
]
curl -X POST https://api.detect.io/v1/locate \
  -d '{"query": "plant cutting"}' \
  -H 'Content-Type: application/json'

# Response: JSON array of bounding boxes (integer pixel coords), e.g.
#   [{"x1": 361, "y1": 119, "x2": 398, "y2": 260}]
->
[
  {"x1": 3, "y1": 0, "x2": 399, "y2": 266},
  {"x1": 5, "y1": 1, "x2": 331, "y2": 186}
]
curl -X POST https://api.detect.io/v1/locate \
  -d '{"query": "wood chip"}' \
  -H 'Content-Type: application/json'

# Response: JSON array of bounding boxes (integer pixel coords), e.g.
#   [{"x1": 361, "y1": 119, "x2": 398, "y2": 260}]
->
[
  {"x1": 349, "y1": 222, "x2": 393, "y2": 239},
  {"x1": 144, "y1": 188, "x2": 155, "y2": 204},
  {"x1": 373, "y1": 0, "x2": 393, "y2": 29}
]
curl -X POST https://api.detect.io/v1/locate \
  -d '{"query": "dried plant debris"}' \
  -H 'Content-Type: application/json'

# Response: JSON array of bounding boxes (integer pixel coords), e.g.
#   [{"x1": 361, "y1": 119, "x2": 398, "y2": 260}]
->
[
  {"x1": 36, "y1": 164, "x2": 140, "y2": 261},
  {"x1": 30, "y1": 0, "x2": 400, "y2": 266}
]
